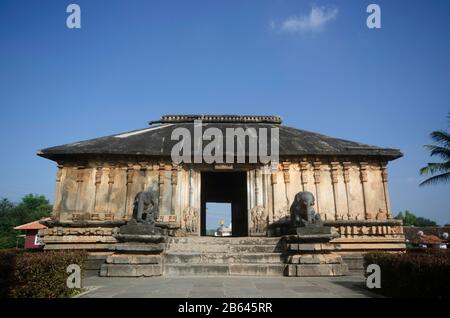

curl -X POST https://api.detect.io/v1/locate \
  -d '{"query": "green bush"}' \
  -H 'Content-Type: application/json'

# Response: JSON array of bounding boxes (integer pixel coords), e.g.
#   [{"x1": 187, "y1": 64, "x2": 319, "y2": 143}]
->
[
  {"x1": 364, "y1": 250, "x2": 450, "y2": 298},
  {"x1": 0, "y1": 249, "x2": 87, "y2": 298}
]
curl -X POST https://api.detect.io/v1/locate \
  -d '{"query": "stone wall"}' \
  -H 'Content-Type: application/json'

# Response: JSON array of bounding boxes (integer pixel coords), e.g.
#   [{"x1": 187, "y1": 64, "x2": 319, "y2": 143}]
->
[
  {"x1": 250, "y1": 159, "x2": 393, "y2": 226},
  {"x1": 42, "y1": 157, "x2": 404, "y2": 251}
]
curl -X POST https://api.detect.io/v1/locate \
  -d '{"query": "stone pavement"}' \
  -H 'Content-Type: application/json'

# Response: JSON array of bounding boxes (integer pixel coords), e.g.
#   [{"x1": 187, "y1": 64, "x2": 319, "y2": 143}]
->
[{"x1": 80, "y1": 273, "x2": 378, "y2": 298}]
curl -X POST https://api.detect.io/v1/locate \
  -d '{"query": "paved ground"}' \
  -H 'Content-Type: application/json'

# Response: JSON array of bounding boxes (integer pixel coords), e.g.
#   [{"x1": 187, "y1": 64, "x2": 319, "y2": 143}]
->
[{"x1": 80, "y1": 274, "x2": 378, "y2": 298}]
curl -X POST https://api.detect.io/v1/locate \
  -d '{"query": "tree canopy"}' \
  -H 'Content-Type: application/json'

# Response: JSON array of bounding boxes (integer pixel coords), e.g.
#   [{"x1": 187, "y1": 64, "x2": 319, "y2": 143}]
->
[{"x1": 395, "y1": 210, "x2": 437, "y2": 227}]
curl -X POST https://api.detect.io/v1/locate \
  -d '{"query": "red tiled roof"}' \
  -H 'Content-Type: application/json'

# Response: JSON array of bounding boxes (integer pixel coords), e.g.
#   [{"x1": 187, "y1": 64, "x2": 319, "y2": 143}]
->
[
  {"x1": 14, "y1": 218, "x2": 50, "y2": 230},
  {"x1": 410, "y1": 234, "x2": 443, "y2": 245},
  {"x1": 404, "y1": 226, "x2": 450, "y2": 243}
]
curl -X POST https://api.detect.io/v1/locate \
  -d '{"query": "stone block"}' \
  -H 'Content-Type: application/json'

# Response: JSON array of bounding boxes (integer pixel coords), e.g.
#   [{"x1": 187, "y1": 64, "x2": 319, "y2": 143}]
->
[
  {"x1": 114, "y1": 234, "x2": 167, "y2": 243},
  {"x1": 295, "y1": 226, "x2": 338, "y2": 240},
  {"x1": 287, "y1": 243, "x2": 336, "y2": 252},
  {"x1": 100, "y1": 264, "x2": 162, "y2": 277},
  {"x1": 164, "y1": 264, "x2": 229, "y2": 276},
  {"x1": 286, "y1": 254, "x2": 343, "y2": 264},
  {"x1": 229, "y1": 264, "x2": 285, "y2": 276},
  {"x1": 106, "y1": 254, "x2": 161, "y2": 264},
  {"x1": 110, "y1": 242, "x2": 165, "y2": 253},
  {"x1": 119, "y1": 223, "x2": 167, "y2": 236},
  {"x1": 285, "y1": 264, "x2": 297, "y2": 277},
  {"x1": 295, "y1": 264, "x2": 348, "y2": 277}
]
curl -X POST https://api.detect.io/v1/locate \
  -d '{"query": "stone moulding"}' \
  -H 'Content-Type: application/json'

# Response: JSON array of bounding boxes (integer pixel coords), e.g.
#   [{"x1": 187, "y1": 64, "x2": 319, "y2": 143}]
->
[
  {"x1": 41, "y1": 219, "x2": 126, "y2": 227},
  {"x1": 324, "y1": 219, "x2": 403, "y2": 226},
  {"x1": 283, "y1": 227, "x2": 349, "y2": 277}
]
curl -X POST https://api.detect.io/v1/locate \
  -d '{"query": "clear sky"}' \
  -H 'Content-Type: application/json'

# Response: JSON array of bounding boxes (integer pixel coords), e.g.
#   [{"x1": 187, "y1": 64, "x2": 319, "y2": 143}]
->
[
  {"x1": 206, "y1": 203, "x2": 232, "y2": 231},
  {"x1": 0, "y1": 0, "x2": 449, "y2": 224}
]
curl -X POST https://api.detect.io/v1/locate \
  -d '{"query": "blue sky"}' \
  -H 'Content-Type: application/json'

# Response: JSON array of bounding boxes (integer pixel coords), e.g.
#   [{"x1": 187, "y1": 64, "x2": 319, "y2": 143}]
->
[
  {"x1": 0, "y1": 0, "x2": 449, "y2": 224},
  {"x1": 206, "y1": 203, "x2": 231, "y2": 231}
]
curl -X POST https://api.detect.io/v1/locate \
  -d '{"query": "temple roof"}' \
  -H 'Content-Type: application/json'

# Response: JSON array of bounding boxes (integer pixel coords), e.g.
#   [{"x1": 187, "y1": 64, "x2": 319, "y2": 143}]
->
[{"x1": 37, "y1": 115, "x2": 402, "y2": 161}]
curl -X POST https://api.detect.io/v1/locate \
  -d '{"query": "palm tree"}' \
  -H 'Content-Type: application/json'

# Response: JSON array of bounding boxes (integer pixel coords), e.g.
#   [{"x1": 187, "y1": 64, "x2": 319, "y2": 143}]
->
[{"x1": 419, "y1": 113, "x2": 450, "y2": 186}]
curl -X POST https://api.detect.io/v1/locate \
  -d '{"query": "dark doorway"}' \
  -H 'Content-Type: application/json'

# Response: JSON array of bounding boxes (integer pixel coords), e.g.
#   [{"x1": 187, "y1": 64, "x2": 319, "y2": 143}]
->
[{"x1": 201, "y1": 171, "x2": 248, "y2": 237}]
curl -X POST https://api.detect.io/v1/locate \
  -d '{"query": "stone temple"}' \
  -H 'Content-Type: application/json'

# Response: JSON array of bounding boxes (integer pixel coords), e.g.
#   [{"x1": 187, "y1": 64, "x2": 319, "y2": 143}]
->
[{"x1": 38, "y1": 115, "x2": 405, "y2": 276}]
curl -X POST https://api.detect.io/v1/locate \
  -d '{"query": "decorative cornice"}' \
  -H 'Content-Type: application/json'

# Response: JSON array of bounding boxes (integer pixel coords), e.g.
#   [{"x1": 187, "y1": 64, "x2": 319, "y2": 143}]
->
[{"x1": 150, "y1": 114, "x2": 282, "y2": 125}]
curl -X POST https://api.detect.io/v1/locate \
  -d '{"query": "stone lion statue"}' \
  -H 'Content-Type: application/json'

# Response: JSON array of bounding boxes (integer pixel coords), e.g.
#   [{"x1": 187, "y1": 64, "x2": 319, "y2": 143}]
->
[
  {"x1": 132, "y1": 190, "x2": 159, "y2": 224},
  {"x1": 290, "y1": 191, "x2": 322, "y2": 228}
]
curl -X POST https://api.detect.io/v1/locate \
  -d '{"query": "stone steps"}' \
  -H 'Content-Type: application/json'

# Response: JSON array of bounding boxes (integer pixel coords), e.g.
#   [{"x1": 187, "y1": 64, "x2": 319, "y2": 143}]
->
[
  {"x1": 167, "y1": 244, "x2": 282, "y2": 253},
  {"x1": 164, "y1": 237, "x2": 285, "y2": 276},
  {"x1": 164, "y1": 252, "x2": 284, "y2": 264},
  {"x1": 168, "y1": 237, "x2": 281, "y2": 245},
  {"x1": 164, "y1": 263, "x2": 285, "y2": 276}
]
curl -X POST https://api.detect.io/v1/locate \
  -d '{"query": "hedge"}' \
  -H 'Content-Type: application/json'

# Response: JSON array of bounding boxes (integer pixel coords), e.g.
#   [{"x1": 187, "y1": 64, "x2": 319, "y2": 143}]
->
[
  {"x1": 364, "y1": 250, "x2": 450, "y2": 298},
  {"x1": 0, "y1": 249, "x2": 87, "y2": 298}
]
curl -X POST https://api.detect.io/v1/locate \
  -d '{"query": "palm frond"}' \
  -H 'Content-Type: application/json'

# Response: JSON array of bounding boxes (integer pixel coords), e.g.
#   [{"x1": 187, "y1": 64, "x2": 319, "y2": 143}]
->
[
  {"x1": 419, "y1": 162, "x2": 450, "y2": 176},
  {"x1": 429, "y1": 130, "x2": 450, "y2": 147},
  {"x1": 423, "y1": 145, "x2": 450, "y2": 160},
  {"x1": 419, "y1": 172, "x2": 450, "y2": 186}
]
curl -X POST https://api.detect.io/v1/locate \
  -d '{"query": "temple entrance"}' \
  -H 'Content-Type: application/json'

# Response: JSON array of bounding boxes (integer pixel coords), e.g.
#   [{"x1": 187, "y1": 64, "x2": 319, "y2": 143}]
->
[{"x1": 200, "y1": 171, "x2": 248, "y2": 237}]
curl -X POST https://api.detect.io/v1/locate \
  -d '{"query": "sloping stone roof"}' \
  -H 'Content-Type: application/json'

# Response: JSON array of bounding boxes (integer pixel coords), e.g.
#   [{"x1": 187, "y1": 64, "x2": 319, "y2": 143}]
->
[{"x1": 37, "y1": 115, "x2": 402, "y2": 161}]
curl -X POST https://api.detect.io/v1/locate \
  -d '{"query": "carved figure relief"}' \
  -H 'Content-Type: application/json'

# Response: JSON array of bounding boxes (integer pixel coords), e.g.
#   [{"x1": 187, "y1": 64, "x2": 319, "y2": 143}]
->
[
  {"x1": 250, "y1": 205, "x2": 267, "y2": 233},
  {"x1": 183, "y1": 206, "x2": 199, "y2": 233}
]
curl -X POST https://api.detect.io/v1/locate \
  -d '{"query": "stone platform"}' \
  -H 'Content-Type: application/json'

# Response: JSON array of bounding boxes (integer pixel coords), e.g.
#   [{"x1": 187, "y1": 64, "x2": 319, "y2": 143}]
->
[
  {"x1": 100, "y1": 233, "x2": 167, "y2": 277},
  {"x1": 283, "y1": 227, "x2": 348, "y2": 277}
]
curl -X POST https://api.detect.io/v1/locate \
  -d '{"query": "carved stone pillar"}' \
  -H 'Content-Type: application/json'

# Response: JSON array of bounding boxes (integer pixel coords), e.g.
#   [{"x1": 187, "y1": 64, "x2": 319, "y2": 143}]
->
[
  {"x1": 263, "y1": 169, "x2": 272, "y2": 225},
  {"x1": 255, "y1": 168, "x2": 264, "y2": 207},
  {"x1": 380, "y1": 163, "x2": 392, "y2": 219},
  {"x1": 139, "y1": 162, "x2": 148, "y2": 191},
  {"x1": 270, "y1": 171, "x2": 278, "y2": 221},
  {"x1": 53, "y1": 164, "x2": 64, "y2": 219},
  {"x1": 75, "y1": 166, "x2": 85, "y2": 214},
  {"x1": 158, "y1": 163, "x2": 166, "y2": 215},
  {"x1": 92, "y1": 165, "x2": 103, "y2": 214},
  {"x1": 171, "y1": 164, "x2": 179, "y2": 216},
  {"x1": 360, "y1": 162, "x2": 369, "y2": 220},
  {"x1": 282, "y1": 161, "x2": 290, "y2": 209},
  {"x1": 313, "y1": 161, "x2": 321, "y2": 214},
  {"x1": 124, "y1": 164, "x2": 135, "y2": 220},
  {"x1": 184, "y1": 168, "x2": 200, "y2": 236},
  {"x1": 106, "y1": 165, "x2": 115, "y2": 215},
  {"x1": 188, "y1": 168, "x2": 194, "y2": 208},
  {"x1": 342, "y1": 162, "x2": 351, "y2": 220},
  {"x1": 300, "y1": 161, "x2": 308, "y2": 191},
  {"x1": 330, "y1": 162, "x2": 340, "y2": 220}
]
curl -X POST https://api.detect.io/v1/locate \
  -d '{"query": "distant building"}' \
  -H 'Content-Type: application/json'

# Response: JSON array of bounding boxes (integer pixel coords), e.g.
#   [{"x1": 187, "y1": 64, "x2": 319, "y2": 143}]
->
[
  {"x1": 215, "y1": 224, "x2": 232, "y2": 237},
  {"x1": 14, "y1": 219, "x2": 49, "y2": 249},
  {"x1": 403, "y1": 226, "x2": 449, "y2": 249}
]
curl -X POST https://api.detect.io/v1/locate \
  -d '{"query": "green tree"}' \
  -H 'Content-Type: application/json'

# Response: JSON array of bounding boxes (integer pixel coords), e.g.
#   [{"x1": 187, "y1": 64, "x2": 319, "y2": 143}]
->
[
  {"x1": 0, "y1": 198, "x2": 18, "y2": 248},
  {"x1": 15, "y1": 194, "x2": 53, "y2": 224},
  {"x1": 0, "y1": 194, "x2": 52, "y2": 249},
  {"x1": 419, "y1": 112, "x2": 450, "y2": 186},
  {"x1": 395, "y1": 210, "x2": 437, "y2": 226},
  {"x1": 415, "y1": 217, "x2": 437, "y2": 227}
]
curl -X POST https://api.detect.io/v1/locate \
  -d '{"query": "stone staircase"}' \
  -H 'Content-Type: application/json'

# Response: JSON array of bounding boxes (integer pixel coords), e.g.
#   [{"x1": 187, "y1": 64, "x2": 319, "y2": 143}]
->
[{"x1": 163, "y1": 237, "x2": 286, "y2": 276}]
